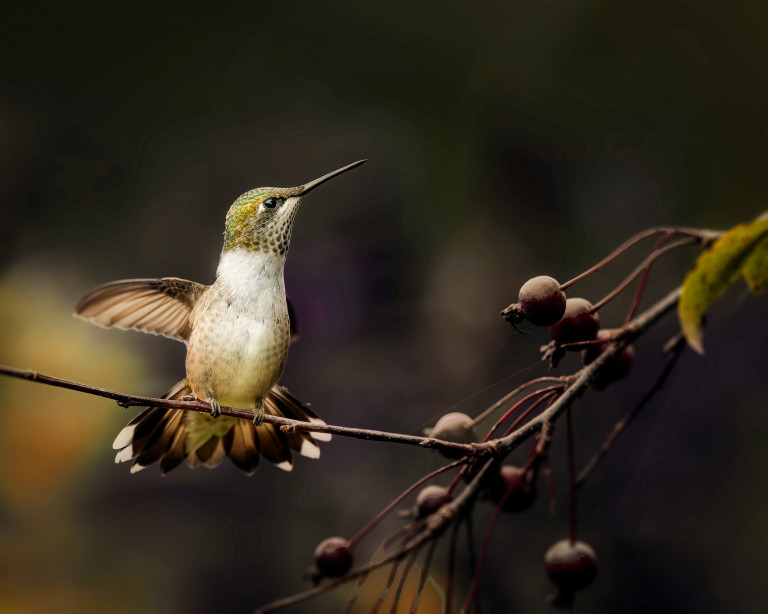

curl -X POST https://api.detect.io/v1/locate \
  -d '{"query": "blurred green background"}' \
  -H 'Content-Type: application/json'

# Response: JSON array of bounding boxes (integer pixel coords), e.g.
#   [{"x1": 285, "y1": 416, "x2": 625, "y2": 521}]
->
[{"x1": 1, "y1": 1, "x2": 767, "y2": 612}]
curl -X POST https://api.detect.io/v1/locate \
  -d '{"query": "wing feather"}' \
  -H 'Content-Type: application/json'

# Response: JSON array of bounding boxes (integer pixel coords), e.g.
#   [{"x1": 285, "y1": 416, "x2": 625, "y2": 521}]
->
[{"x1": 75, "y1": 277, "x2": 207, "y2": 341}]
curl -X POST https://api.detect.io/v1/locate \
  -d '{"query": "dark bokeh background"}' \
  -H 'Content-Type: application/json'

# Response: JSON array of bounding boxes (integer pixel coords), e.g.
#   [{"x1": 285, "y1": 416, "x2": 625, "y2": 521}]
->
[{"x1": 2, "y1": 1, "x2": 767, "y2": 612}]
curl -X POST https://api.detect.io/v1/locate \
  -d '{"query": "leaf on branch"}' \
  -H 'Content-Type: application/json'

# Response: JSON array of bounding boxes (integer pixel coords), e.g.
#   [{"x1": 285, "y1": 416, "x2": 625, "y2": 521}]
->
[
  {"x1": 742, "y1": 231, "x2": 768, "y2": 294},
  {"x1": 678, "y1": 216, "x2": 768, "y2": 354}
]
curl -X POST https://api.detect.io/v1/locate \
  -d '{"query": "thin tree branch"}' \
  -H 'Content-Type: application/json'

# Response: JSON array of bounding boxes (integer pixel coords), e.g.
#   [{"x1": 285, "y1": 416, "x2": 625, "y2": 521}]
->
[{"x1": 0, "y1": 365, "x2": 479, "y2": 456}]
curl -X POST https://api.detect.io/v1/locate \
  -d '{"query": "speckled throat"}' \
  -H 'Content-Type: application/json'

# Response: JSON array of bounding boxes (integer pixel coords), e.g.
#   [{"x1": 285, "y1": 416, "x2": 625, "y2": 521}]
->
[{"x1": 222, "y1": 160, "x2": 367, "y2": 255}]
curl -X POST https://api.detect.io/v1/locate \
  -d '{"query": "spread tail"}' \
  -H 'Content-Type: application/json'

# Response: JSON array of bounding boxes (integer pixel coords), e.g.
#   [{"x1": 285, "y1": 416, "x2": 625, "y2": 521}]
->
[{"x1": 112, "y1": 381, "x2": 329, "y2": 475}]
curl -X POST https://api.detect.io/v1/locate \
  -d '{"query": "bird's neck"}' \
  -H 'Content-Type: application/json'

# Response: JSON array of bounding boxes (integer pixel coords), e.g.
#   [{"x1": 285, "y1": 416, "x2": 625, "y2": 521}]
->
[{"x1": 215, "y1": 248, "x2": 286, "y2": 300}]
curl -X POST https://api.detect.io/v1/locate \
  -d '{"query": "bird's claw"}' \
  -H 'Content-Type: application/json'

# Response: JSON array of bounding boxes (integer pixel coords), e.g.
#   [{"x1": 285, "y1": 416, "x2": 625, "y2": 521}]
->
[
  {"x1": 252, "y1": 405, "x2": 265, "y2": 426},
  {"x1": 208, "y1": 398, "x2": 221, "y2": 419}
]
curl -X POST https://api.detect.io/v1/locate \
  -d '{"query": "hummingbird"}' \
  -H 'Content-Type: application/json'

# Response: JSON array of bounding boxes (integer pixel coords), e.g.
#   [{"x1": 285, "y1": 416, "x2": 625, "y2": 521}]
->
[{"x1": 75, "y1": 160, "x2": 366, "y2": 475}]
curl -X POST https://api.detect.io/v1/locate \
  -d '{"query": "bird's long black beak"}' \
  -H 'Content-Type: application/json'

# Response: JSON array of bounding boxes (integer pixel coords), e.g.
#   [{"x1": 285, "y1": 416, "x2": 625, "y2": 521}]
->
[{"x1": 299, "y1": 160, "x2": 366, "y2": 196}]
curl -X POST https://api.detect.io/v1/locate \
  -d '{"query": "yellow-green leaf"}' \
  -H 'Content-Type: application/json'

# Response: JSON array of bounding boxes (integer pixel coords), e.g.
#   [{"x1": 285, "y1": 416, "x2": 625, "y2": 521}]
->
[
  {"x1": 742, "y1": 234, "x2": 768, "y2": 294},
  {"x1": 678, "y1": 218, "x2": 768, "y2": 354}
]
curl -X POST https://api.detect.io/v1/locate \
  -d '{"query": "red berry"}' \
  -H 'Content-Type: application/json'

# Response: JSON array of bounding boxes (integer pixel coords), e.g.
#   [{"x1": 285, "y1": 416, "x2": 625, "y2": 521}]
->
[
  {"x1": 489, "y1": 465, "x2": 536, "y2": 512},
  {"x1": 517, "y1": 276, "x2": 567, "y2": 326},
  {"x1": 544, "y1": 539, "x2": 597, "y2": 592},
  {"x1": 581, "y1": 330, "x2": 635, "y2": 389},
  {"x1": 413, "y1": 485, "x2": 453, "y2": 518},
  {"x1": 314, "y1": 537, "x2": 354, "y2": 578},
  {"x1": 549, "y1": 298, "x2": 600, "y2": 346}
]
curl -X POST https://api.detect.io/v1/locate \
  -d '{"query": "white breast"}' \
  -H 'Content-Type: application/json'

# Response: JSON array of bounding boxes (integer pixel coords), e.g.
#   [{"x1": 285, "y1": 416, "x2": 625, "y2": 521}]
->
[{"x1": 186, "y1": 249, "x2": 290, "y2": 407}]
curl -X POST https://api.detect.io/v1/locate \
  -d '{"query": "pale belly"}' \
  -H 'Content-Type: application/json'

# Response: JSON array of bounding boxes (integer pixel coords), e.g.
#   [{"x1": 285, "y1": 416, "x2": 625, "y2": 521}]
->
[{"x1": 185, "y1": 297, "x2": 290, "y2": 408}]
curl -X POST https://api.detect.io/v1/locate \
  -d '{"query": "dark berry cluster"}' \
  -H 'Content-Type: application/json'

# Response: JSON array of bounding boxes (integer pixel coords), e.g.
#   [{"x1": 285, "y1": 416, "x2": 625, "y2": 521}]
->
[{"x1": 505, "y1": 277, "x2": 635, "y2": 384}]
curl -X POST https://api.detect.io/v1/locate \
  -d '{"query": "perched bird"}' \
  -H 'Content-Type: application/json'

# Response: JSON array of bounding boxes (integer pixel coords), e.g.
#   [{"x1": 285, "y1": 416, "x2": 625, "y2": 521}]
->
[{"x1": 75, "y1": 160, "x2": 366, "y2": 475}]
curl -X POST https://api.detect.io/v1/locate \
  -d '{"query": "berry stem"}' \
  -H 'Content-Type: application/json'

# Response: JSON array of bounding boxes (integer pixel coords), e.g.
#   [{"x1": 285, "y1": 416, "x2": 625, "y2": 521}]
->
[
  {"x1": 343, "y1": 532, "x2": 408, "y2": 614},
  {"x1": 482, "y1": 385, "x2": 565, "y2": 442},
  {"x1": 459, "y1": 455, "x2": 535, "y2": 614},
  {"x1": 503, "y1": 390, "x2": 561, "y2": 436},
  {"x1": 543, "y1": 458, "x2": 557, "y2": 517},
  {"x1": 566, "y1": 405, "x2": 577, "y2": 545},
  {"x1": 412, "y1": 537, "x2": 439, "y2": 611},
  {"x1": 560, "y1": 226, "x2": 709, "y2": 291},
  {"x1": 446, "y1": 468, "x2": 467, "y2": 495},
  {"x1": 471, "y1": 377, "x2": 569, "y2": 427},
  {"x1": 558, "y1": 337, "x2": 612, "y2": 350},
  {"x1": 348, "y1": 458, "x2": 466, "y2": 548},
  {"x1": 373, "y1": 529, "x2": 418, "y2": 613},
  {"x1": 341, "y1": 575, "x2": 366, "y2": 614},
  {"x1": 624, "y1": 233, "x2": 674, "y2": 323},
  {"x1": 460, "y1": 505, "x2": 501, "y2": 613},
  {"x1": 372, "y1": 556, "x2": 403, "y2": 613},
  {"x1": 389, "y1": 548, "x2": 421, "y2": 614},
  {"x1": 381, "y1": 525, "x2": 418, "y2": 550},
  {"x1": 589, "y1": 237, "x2": 698, "y2": 313}
]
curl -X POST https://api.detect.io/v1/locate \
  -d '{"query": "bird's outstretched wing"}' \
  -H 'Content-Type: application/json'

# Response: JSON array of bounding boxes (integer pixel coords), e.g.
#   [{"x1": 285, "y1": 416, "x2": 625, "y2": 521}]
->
[{"x1": 74, "y1": 277, "x2": 208, "y2": 342}]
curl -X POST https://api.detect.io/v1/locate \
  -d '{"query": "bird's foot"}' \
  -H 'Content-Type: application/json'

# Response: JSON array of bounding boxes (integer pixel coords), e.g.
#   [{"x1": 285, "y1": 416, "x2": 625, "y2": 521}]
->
[
  {"x1": 208, "y1": 397, "x2": 221, "y2": 419},
  {"x1": 252, "y1": 404, "x2": 265, "y2": 426}
]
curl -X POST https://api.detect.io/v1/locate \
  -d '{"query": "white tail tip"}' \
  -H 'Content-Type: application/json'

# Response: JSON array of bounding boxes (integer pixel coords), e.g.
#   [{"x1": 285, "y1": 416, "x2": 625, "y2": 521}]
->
[{"x1": 112, "y1": 424, "x2": 136, "y2": 450}]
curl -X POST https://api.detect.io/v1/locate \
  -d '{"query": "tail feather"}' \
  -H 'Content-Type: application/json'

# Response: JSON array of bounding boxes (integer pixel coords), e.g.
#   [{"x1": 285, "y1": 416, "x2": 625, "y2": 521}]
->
[
  {"x1": 159, "y1": 426, "x2": 187, "y2": 475},
  {"x1": 112, "y1": 381, "x2": 327, "y2": 475},
  {"x1": 228, "y1": 421, "x2": 261, "y2": 475},
  {"x1": 131, "y1": 409, "x2": 184, "y2": 473},
  {"x1": 192, "y1": 436, "x2": 228, "y2": 469},
  {"x1": 203, "y1": 439, "x2": 228, "y2": 468},
  {"x1": 133, "y1": 408, "x2": 178, "y2": 451},
  {"x1": 263, "y1": 396, "x2": 310, "y2": 459},
  {"x1": 112, "y1": 406, "x2": 163, "y2": 450},
  {"x1": 269, "y1": 386, "x2": 332, "y2": 443},
  {"x1": 191, "y1": 436, "x2": 218, "y2": 464},
  {"x1": 254, "y1": 422, "x2": 293, "y2": 471},
  {"x1": 185, "y1": 448, "x2": 202, "y2": 469}
]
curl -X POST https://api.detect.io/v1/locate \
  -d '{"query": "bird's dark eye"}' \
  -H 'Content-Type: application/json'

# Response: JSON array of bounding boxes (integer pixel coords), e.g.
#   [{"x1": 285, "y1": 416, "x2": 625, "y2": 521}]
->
[{"x1": 263, "y1": 197, "x2": 279, "y2": 210}]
